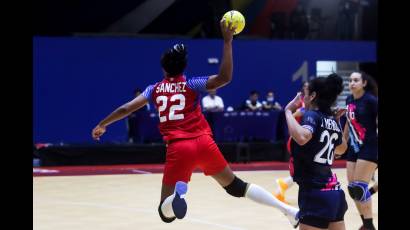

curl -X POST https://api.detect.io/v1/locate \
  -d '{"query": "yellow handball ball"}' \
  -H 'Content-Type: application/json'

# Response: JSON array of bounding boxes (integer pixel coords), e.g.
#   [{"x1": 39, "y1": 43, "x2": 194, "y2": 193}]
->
[{"x1": 222, "y1": 10, "x2": 245, "y2": 35}]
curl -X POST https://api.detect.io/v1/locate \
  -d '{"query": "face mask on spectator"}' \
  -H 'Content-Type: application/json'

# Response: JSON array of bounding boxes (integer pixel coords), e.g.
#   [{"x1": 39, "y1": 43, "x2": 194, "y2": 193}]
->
[{"x1": 267, "y1": 96, "x2": 274, "y2": 102}]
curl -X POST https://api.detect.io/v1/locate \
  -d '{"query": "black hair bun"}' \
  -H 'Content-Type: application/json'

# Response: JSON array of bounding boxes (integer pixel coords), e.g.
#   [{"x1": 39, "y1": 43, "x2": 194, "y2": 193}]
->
[{"x1": 326, "y1": 73, "x2": 344, "y2": 95}]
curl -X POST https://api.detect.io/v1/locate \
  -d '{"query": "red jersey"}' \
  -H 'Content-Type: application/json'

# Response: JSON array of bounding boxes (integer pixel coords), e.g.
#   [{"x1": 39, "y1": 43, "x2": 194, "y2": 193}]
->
[{"x1": 142, "y1": 75, "x2": 212, "y2": 141}]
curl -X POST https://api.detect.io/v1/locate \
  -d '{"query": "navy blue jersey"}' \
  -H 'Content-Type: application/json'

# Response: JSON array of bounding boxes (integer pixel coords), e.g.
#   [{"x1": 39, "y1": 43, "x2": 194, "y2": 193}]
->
[
  {"x1": 290, "y1": 110, "x2": 343, "y2": 190},
  {"x1": 345, "y1": 92, "x2": 378, "y2": 153}
]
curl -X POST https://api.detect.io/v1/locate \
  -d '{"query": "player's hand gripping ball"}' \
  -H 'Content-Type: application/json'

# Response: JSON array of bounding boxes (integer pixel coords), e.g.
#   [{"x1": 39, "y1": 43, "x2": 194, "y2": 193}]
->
[{"x1": 222, "y1": 10, "x2": 245, "y2": 35}]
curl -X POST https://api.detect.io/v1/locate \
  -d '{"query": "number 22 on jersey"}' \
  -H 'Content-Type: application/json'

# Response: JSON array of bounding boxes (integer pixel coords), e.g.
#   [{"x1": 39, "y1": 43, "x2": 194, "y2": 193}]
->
[{"x1": 156, "y1": 94, "x2": 186, "y2": 122}]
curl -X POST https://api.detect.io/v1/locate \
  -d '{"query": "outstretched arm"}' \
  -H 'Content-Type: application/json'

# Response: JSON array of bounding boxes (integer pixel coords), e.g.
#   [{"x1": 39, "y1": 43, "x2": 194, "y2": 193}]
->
[
  {"x1": 206, "y1": 19, "x2": 236, "y2": 90},
  {"x1": 92, "y1": 95, "x2": 148, "y2": 140}
]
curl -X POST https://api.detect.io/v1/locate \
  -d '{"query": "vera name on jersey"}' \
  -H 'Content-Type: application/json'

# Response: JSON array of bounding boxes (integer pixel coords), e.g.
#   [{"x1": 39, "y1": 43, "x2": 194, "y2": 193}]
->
[{"x1": 321, "y1": 117, "x2": 341, "y2": 132}]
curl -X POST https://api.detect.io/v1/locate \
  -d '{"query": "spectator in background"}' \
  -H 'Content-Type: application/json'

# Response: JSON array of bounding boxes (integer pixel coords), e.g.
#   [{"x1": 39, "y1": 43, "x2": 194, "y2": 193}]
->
[
  {"x1": 243, "y1": 90, "x2": 263, "y2": 111},
  {"x1": 127, "y1": 88, "x2": 150, "y2": 143},
  {"x1": 270, "y1": 12, "x2": 288, "y2": 39},
  {"x1": 202, "y1": 89, "x2": 224, "y2": 112},
  {"x1": 262, "y1": 90, "x2": 283, "y2": 111},
  {"x1": 337, "y1": 0, "x2": 360, "y2": 40},
  {"x1": 289, "y1": 4, "x2": 309, "y2": 39}
]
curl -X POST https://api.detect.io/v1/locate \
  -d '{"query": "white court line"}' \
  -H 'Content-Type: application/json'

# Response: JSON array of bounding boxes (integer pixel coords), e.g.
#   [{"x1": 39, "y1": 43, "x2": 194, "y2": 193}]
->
[
  {"x1": 33, "y1": 168, "x2": 60, "y2": 173},
  {"x1": 130, "y1": 169, "x2": 152, "y2": 174},
  {"x1": 34, "y1": 198, "x2": 246, "y2": 230}
]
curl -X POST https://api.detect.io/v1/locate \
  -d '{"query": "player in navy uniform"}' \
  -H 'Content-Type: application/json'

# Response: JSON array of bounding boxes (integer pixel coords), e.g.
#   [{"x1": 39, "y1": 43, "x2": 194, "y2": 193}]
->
[
  {"x1": 92, "y1": 19, "x2": 299, "y2": 227},
  {"x1": 343, "y1": 72, "x2": 378, "y2": 230},
  {"x1": 274, "y1": 81, "x2": 309, "y2": 203},
  {"x1": 285, "y1": 74, "x2": 348, "y2": 229}
]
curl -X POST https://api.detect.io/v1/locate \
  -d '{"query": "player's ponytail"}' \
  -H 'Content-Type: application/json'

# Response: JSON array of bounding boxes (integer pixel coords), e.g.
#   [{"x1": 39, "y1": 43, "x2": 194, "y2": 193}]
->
[
  {"x1": 325, "y1": 73, "x2": 344, "y2": 96},
  {"x1": 161, "y1": 44, "x2": 188, "y2": 77}
]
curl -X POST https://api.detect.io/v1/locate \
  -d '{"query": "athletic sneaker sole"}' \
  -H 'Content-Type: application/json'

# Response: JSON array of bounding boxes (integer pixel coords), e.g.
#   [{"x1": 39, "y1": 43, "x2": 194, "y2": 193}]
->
[{"x1": 172, "y1": 181, "x2": 188, "y2": 219}]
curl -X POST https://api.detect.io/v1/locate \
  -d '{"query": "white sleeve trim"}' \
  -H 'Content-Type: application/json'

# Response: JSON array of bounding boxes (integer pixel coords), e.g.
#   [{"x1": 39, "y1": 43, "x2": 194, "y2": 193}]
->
[{"x1": 302, "y1": 125, "x2": 314, "y2": 133}]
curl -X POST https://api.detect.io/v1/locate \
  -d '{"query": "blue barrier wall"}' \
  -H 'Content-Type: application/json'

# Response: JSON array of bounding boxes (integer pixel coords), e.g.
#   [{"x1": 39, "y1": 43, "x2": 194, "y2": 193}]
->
[{"x1": 33, "y1": 37, "x2": 376, "y2": 143}]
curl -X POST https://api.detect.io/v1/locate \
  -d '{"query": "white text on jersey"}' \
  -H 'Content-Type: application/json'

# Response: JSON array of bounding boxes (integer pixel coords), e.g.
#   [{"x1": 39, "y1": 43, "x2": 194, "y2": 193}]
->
[
  {"x1": 322, "y1": 118, "x2": 341, "y2": 132},
  {"x1": 156, "y1": 82, "x2": 187, "y2": 93}
]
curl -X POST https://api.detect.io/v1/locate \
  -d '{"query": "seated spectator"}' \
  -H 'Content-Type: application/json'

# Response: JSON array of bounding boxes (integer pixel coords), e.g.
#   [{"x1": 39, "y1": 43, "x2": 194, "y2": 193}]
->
[
  {"x1": 262, "y1": 90, "x2": 283, "y2": 111},
  {"x1": 202, "y1": 89, "x2": 224, "y2": 112},
  {"x1": 243, "y1": 90, "x2": 263, "y2": 111}
]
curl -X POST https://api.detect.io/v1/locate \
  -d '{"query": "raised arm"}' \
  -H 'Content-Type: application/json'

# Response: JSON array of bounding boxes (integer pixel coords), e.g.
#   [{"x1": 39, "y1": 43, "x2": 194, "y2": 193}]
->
[
  {"x1": 285, "y1": 93, "x2": 313, "y2": 146},
  {"x1": 206, "y1": 19, "x2": 236, "y2": 90}
]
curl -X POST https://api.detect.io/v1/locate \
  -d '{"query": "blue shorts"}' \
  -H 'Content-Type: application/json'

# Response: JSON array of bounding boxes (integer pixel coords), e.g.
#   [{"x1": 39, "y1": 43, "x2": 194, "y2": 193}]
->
[
  {"x1": 347, "y1": 144, "x2": 378, "y2": 164},
  {"x1": 298, "y1": 188, "x2": 348, "y2": 228}
]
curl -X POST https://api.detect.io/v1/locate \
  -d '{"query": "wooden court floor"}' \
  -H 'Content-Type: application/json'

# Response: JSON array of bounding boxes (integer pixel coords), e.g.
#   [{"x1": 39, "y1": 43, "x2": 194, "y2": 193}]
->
[{"x1": 34, "y1": 169, "x2": 377, "y2": 230}]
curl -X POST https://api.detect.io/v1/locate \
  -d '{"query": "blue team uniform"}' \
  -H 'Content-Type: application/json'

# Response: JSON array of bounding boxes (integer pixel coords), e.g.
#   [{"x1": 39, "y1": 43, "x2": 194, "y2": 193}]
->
[
  {"x1": 345, "y1": 92, "x2": 378, "y2": 163},
  {"x1": 290, "y1": 110, "x2": 348, "y2": 228}
]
